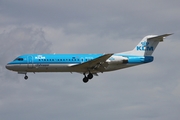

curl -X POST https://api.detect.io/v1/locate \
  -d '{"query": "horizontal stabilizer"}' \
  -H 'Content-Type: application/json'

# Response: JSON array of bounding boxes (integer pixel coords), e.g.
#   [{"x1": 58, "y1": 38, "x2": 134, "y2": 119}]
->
[{"x1": 148, "y1": 33, "x2": 173, "y2": 42}]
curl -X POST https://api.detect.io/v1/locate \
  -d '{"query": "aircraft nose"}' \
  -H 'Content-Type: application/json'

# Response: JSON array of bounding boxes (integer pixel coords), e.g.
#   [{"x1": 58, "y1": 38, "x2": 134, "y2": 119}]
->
[{"x1": 6, "y1": 64, "x2": 12, "y2": 70}]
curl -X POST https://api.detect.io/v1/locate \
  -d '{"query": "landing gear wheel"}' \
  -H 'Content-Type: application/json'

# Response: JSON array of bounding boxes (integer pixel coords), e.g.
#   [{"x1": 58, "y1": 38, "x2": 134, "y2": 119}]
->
[
  {"x1": 83, "y1": 77, "x2": 89, "y2": 83},
  {"x1": 24, "y1": 75, "x2": 28, "y2": 80},
  {"x1": 87, "y1": 73, "x2": 93, "y2": 79}
]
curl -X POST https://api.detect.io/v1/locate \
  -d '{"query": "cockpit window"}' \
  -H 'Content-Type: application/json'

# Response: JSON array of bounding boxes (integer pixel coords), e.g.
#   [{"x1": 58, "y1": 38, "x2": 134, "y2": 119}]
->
[{"x1": 14, "y1": 58, "x2": 24, "y2": 61}]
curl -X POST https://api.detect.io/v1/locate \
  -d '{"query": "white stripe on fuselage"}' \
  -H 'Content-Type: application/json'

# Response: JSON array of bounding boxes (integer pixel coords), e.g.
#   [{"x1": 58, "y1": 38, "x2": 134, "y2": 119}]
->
[{"x1": 8, "y1": 62, "x2": 137, "y2": 73}]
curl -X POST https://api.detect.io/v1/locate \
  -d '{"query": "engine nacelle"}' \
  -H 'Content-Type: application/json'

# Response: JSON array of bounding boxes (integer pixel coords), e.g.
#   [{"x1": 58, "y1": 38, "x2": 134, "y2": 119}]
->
[{"x1": 107, "y1": 56, "x2": 128, "y2": 64}]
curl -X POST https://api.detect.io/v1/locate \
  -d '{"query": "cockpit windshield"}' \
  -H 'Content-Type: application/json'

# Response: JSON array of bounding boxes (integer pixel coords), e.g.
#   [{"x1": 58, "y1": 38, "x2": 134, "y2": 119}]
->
[{"x1": 14, "y1": 58, "x2": 24, "y2": 61}]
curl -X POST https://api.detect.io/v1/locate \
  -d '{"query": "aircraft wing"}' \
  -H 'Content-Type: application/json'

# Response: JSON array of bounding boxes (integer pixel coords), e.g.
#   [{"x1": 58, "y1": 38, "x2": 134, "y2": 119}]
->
[{"x1": 70, "y1": 53, "x2": 113, "y2": 72}]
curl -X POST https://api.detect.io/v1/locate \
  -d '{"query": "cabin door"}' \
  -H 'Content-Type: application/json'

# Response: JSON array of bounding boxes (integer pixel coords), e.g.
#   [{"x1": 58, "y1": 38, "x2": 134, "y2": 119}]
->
[{"x1": 27, "y1": 56, "x2": 33, "y2": 68}]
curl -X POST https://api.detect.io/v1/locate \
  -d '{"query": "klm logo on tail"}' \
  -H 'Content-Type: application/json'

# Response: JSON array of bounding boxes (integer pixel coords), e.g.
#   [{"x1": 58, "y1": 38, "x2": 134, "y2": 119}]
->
[{"x1": 136, "y1": 41, "x2": 154, "y2": 51}]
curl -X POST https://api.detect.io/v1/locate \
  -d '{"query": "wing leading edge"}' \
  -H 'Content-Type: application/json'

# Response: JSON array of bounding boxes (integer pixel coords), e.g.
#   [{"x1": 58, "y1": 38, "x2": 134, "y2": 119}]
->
[{"x1": 70, "y1": 53, "x2": 113, "y2": 72}]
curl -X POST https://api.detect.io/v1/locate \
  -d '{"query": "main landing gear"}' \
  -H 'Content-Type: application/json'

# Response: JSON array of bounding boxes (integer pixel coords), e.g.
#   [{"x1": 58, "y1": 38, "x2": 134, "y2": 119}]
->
[{"x1": 83, "y1": 73, "x2": 93, "y2": 83}]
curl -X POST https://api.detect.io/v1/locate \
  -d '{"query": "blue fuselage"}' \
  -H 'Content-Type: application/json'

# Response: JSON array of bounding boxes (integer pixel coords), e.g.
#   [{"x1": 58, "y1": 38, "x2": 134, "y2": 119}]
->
[{"x1": 6, "y1": 53, "x2": 153, "y2": 73}]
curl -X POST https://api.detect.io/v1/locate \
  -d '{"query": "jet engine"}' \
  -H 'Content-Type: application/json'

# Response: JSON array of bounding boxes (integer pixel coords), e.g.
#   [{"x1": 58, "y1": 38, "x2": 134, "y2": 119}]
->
[{"x1": 107, "y1": 56, "x2": 128, "y2": 64}]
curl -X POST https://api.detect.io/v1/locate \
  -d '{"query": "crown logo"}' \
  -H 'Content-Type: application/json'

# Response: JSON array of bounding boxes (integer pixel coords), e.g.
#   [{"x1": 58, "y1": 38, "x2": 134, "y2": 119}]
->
[{"x1": 141, "y1": 41, "x2": 149, "y2": 46}]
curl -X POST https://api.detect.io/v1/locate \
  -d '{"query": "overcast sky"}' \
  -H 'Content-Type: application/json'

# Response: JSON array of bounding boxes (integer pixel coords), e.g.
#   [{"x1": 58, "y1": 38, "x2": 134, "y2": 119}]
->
[{"x1": 0, "y1": 0, "x2": 180, "y2": 120}]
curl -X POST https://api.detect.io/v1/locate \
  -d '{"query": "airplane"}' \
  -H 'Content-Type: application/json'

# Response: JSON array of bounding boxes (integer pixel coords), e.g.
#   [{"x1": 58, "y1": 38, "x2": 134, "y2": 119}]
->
[{"x1": 6, "y1": 33, "x2": 172, "y2": 83}]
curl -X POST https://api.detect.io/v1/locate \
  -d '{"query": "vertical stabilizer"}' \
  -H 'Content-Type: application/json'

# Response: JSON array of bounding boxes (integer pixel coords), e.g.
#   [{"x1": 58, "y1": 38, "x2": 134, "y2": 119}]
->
[{"x1": 122, "y1": 34, "x2": 172, "y2": 56}]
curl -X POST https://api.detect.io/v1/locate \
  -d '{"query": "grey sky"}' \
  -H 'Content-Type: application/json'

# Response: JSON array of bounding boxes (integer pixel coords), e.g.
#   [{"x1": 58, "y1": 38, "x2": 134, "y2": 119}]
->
[{"x1": 0, "y1": 0, "x2": 180, "y2": 120}]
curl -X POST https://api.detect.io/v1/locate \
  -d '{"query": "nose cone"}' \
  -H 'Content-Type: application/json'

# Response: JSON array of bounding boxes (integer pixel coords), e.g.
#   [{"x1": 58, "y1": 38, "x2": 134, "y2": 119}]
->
[{"x1": 6, "y1": 64, "x2": 12, "y2": 70}]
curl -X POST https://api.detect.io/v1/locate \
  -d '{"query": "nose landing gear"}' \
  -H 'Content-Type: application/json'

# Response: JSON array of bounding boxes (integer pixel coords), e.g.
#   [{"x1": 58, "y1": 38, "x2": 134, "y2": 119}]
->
[
  {"x1": 18, "y1": 72, "x2": 29, "y2": 80},
  {"x1": 24, "y1": 74, "x2": 28, "y2": 80}
]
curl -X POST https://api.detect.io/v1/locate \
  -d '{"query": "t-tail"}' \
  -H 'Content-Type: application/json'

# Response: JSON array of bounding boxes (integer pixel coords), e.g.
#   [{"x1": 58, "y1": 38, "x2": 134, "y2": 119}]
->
[{"x1": 122, "y1": 33, "x2": 172, "y2": 56}]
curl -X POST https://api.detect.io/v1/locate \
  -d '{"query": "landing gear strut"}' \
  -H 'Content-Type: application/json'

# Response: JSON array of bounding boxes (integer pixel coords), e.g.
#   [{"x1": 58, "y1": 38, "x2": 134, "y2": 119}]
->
[{"x1": 82, "y1": 73, "x2": 93, "y2": 83}]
